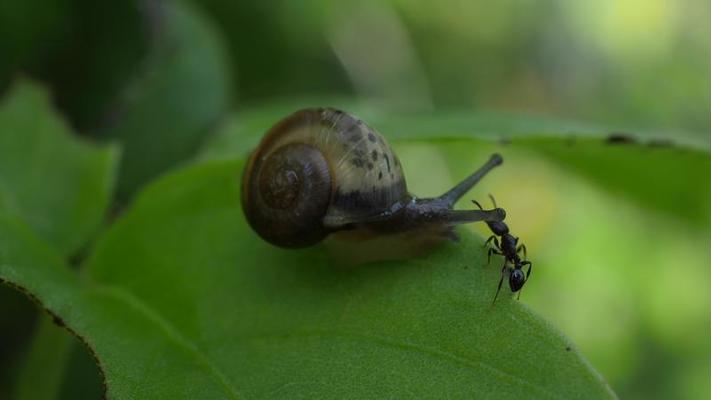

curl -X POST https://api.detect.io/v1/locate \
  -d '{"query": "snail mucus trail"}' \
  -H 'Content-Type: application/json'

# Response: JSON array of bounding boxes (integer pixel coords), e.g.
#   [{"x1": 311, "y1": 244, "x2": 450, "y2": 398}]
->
[{"x1": 241, "y1": 108, "x2": 505, "y2": 258}]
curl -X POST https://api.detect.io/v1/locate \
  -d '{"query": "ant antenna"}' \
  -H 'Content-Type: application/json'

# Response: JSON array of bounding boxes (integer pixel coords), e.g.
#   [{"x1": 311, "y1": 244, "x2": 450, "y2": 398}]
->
[{"x1": 488, "y1": 193, "x2": 498, "y2": 208}]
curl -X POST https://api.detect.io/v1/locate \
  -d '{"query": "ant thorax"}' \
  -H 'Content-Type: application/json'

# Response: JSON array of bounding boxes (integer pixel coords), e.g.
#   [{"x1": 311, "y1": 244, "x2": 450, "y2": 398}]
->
[{"x1": 500, "y1": 234, "x2": 518, "y2": 257}]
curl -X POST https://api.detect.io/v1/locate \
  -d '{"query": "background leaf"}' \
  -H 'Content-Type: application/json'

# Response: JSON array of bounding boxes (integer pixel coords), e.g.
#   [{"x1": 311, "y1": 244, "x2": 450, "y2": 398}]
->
[
  {"x1": 0, "y1": 80, "x2": 118, "y2": 256},
  {"x1": 0, "y1": 156, "x2": 614, "y2": 399},
  {"x1": 0, "y1": 79, "x2": 118, "y2": 398},
  {"x1": 202, "y1": 106, "x2": 711, "y2": 226},
  {"x1": 96, "y1": 1, "x2": 232, "y2": 200}
]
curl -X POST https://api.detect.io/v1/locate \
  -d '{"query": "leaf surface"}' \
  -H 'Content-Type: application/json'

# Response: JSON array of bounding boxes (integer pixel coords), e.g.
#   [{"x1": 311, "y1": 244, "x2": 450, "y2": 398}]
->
[
  {"x1": 0, "y1": 80, "x2": 118, "y2": 256},
  {"x1": 0, "y1": 156, "x2": 615, "y2": 399}
]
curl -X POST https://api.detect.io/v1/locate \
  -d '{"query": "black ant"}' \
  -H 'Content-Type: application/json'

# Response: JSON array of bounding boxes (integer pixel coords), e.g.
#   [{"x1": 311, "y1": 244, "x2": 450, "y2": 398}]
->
[{"x1": 472, "y1": 195, "x2": 532, "y2": 304}]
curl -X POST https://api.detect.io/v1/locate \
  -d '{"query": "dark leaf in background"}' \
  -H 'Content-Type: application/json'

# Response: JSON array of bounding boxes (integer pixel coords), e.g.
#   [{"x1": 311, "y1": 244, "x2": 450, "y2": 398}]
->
[
  {"x1": 12, "y1": 316, "x2": 103, "y2": 400},
  {"x1": 0, "y1": 0, "x2": 72, "y2": 91},
  {"x1": 2, "y1": 0, "x2": 232, "y2": 201},
  {"x1": 94, "y1": 1, "x2": 232, "y2": 200},
  {"x1": 0, "y1": 0, "x2": 149, "y2": 131},
  {"x1": 196, "y1": 0, "x2": 351, "y2": 102},
  {"x1": 0, "y1": 287, "x2": 36, "y2": 397}
]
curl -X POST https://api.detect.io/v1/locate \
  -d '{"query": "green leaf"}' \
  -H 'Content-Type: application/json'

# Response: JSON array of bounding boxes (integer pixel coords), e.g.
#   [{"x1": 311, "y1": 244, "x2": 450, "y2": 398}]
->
[
  {"x1": 0, "y1": 156, "x2": 614, "y2": 399},
  {"x1": 98, "y1": 1, "x2": 231, "y2": 200},
  {"x1": 200, "y1": 102, "x2": 606, "y2": 160},
  {"x1": 38, "y1": 0, "x2": 149, "y2": 131},
  {"x1": 0, "y1": 80, "x2": 117, "y2": 399},
  {"x1": 201, "y1": 100, "x2": 710, "y2": 161},
  {"x1": 13, "y1": 315, "x2": 104, "y2": 400},
  {"x1": 201, "y1": 105, "x2": 711, "y2": 225},
  {"x1": 0, "y1": 285, "x2": 36, "y2": 397},
  {"x1": 516, "y1": 137, "x2": 711, "y2": 226},
  {"x1": 0, "y1": 80, "x2": 119, "y2": 256},
  {"x1": 13, "y1": 317, "x2": 74, "y2": 400}
]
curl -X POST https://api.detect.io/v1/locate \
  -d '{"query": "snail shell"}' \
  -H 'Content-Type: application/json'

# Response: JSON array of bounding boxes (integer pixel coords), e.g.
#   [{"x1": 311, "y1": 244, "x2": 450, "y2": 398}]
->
[{"x1": 242, "y1": 108, "x2": 408, "y2": 248}]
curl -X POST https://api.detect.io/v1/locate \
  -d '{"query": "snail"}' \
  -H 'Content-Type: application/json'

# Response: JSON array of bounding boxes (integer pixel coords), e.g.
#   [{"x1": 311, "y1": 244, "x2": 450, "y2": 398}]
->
[{"x1": 241, "y1": 108, "x2": 505, "y2": 249}]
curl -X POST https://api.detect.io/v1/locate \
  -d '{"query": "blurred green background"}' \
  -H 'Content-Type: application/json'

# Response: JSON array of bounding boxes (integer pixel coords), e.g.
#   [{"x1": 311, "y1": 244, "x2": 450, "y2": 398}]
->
[{"x1": 1, "y1": 0, "x2": 710, "y2": 398}]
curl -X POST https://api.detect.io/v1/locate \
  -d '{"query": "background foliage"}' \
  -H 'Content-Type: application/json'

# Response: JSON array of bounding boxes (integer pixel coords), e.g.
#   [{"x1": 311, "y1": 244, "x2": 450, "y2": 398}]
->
[{"x1": 1, "y1": 0, "x2": 710, "y2": 398}]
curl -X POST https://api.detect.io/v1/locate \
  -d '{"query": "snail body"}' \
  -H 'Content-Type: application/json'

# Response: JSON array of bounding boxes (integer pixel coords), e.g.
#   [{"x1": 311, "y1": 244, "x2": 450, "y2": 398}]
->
[{"x1": 242, "y1": 108, "x2": 504, "y2": 248}]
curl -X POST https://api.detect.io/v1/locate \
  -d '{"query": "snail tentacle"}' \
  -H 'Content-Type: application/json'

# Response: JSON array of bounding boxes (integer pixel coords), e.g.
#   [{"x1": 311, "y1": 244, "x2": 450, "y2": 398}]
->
[{"x1": 438, "y1": 153, "x2": 503, "y2": 207}]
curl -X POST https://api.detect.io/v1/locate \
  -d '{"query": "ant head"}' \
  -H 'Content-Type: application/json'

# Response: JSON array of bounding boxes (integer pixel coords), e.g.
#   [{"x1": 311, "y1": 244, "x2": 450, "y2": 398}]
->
[{"x1": 509, "y1": 268, "x2": 526, "y2": 292}]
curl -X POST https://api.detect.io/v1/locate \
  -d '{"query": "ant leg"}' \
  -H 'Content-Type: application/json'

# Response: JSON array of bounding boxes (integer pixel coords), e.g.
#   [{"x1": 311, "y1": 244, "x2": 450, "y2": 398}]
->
[
  {"x1": 484, "y1": 235, "x2": 496, "y2": 247},
  {"x1": 521, "y1": 261, "x2": 532, "y2": 279},
  {"x1": 438, "y1": 154, "x2": 503, "y2": 207},
  {"x1": 486, "y1": 249, "x2": 503, "y2": 265},
  {"x1": 493, "y1": 237, "x2": 501, "y2": 251},
  {"x1": 492, "y1": 271, "x2": 505, "y2": 305},
  {"x1": 487, "y1": 248, "x2": 503, "y2": 265},
  {"x1": 492, "y1": 260, "x2": 509, "y2": 304},
  {"x1": 517, "y1": 244, "x2": 527, "y2": 259},
  {"x1": 516, "y1": 262, "x2": 532, "y2": 301}
]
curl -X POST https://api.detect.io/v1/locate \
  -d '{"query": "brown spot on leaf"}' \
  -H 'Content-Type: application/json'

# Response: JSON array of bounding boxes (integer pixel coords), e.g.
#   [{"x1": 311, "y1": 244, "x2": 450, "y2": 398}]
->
[{"x1": 606, "y1": 132, "x2": 637, "y2": 145}]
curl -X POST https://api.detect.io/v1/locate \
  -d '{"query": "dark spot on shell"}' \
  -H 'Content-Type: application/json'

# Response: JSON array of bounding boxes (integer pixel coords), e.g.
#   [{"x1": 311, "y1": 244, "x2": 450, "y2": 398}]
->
[
  {"x1": 351, "y1": 158, "x2": 364, "y2": 168},
  {"x1": 384, "y1": 153, "x2": 391, "y2": 172},
  {"x1": 367, "y1": 162, "x2": 374, "y2": 170},
  {"x1": 342, "y1": 122, "x2": 362, "y2": 142},
  {"x1": 328, "y1": 109, "x2": 344, "y2": 119},
  {"x1": 378, "y1": 171, "x2": 383, "y2": 180},
  {"x1": 371, "y1": 150, "x2": 378, "y2": 161},
  {"x1": 606, "y1": 132, "x2": 637, "y2": 145},
  {"x1": 354, "y1": 149, "x2": 365, "y2": 158},
  {"x1": 368, "y1": 132, "x2": 377, "y2": 143}
]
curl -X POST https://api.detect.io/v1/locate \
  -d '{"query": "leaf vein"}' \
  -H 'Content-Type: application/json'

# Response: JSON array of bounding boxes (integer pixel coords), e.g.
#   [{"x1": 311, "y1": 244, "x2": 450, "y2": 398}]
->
[
  {"x1": 90, "y1": 285, "x2": 242, "y2": 400},
  {"x1": 239, "y1": 328, "x2": 565, "y2": 400}
]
